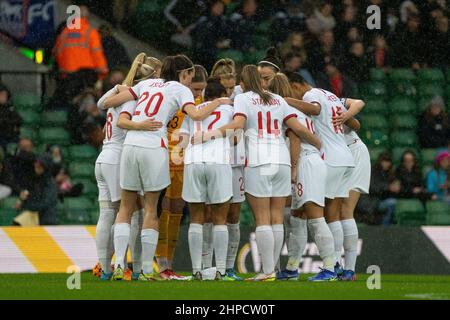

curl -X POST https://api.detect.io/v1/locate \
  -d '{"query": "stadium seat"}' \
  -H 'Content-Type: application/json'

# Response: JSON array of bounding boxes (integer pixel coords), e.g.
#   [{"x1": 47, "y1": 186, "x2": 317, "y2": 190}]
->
[
  {"x1": 389, "y1": 68, "x2": 416, "y2": 83},
  {"x1": 364, "y1": 99, "x2": 387, "y2": 114},
  {"x1": 362, "y1": 114, "x2": 389, "y2": 130},
  {"x1": 217, "y1": 50, "x2": 244, "y2": 65},
  {"x1": 240, "y1": 201, "x2": 255, "y2": 227},
  {"x1": 422, "y1": 165, "x2": 433, "y2": 179},
  {"x1": 243, "y1": 50, "x2": 265, "y2": 64},
  {"x1": 360, "y1": 130, "x2": 390, "y2": 148},
  {"x1": 394, "y1": 199, "x2": 426, "y2": 226},
  {"x1": 391, "y1": 82, "x2": 417, "y2": 98},
  {"x1": 20, "y1": 126, "x2": 38, "y2": 141},
  {"x1": 418, "y1": 69, "x2": 445, "y2": 85},
  {"x1": 426, "y1": 201, "x2": 450, "y2": 226},
  {"x1": 255, "y1": 20, "x2": 271, "y2": 35},
  {"x1": 390, "y1": 130, "x2": 417, "y2": 147},
  {"x1": 253, "y1": 35, "x2": 270, "y2": 50},
  {"x1": 0, "y1": 197, "x2": 18, "y2": 226},
  {"x1": 6, "y1": 143, "x2": 17, "y2": 156},
  {"x1": 68, "y1": 145, "x2": 98, "y2": 161},
  {"x1": 62, "y1": 197, "x2": 94, "y2": 225},
  {"x1": 418, "y1": 83, "x2": 444, "y2": 99},
  {"x1": 389, "y1": 97, "x2": 418, "y2": 114},
  {"x1": 391, "y1": 115, "x2": 417, "y2": 129},
  {"x1": 418, "y1": 97, "x2": 432, "y2": 112},
  {"x1": 12, "y1": 94, "x2": 41, "y2": 110},
  {"x1": 445, "y1": 85, "x2": 450, "y2": 99},
  {"x1": 73, "y1": 179, "x2": 98, "y2": 199},
  {"x1": 360, "y1": 81, "x2": 387, "y2": 98},
  {"x1": 392, "y1": 147, "x2": 420, "y2": 165},
  {"x1": 38, "y1": 128, "x2": 71, "y2": 146},
  {"x1": 40, "y1": 111, "x2": 68, "y2": 126},
  {"x1": 69, "y1": 162, "x2": 95, "y2": 179},
  {"x1": 421, "y1": 148, "x2": 438, "y2": 166},
  {"x1": 369, "y1": 68, "x2": 386, "y2": 82},
  {"x1": 368, "y1": 147, "x2": 386, "y2": 164},
  {"x1": 17, "y1": 110, "x2": 41, "y2": 127}
]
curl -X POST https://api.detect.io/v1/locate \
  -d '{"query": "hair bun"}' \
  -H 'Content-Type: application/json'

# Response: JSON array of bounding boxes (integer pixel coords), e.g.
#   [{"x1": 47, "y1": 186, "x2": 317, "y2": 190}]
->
[{"x1": 266, "y1": 47, "x2": 279, "y2": 58}]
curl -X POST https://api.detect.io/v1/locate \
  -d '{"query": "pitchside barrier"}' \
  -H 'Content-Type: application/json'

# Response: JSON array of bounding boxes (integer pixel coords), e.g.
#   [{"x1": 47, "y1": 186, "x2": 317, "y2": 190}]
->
[{"x1": 0, "y1": 226, "x2": 449, "y2": 274}]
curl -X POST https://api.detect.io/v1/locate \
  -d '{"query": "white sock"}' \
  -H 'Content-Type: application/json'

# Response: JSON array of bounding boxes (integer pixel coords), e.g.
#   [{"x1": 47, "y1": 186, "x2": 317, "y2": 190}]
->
[
  {"x1": 95, "y1": 202, "x2": 117, "y2": 273},
  {"x1": 328, "y1": 221, "x2": 344, "y2": 265},
  {"x1": 255, "y1": 225, "x2": 275, "y2": 275},
  {"x1": 309, "y1": 218, "x2": 335, "y2": 272},
  {"x1": 189, "y1": 223, "x2": 203, "y2": 274},
  {"x1": 272, "y1": 224, "x2": 284, "y2": 270},
  {"x1": 129, "y1": 209, "x2": 143, "y2": 273},
  {"x1": 156, "y1": 256, "x2": 168, "y2": 272},
  {"x1": 202, "y1": 222, "x2": 213, "y2": 269},
  {"x1": 141, "y1": 228, "x2": 159, "y2": 274},
  {"x1": 286, "y1": 216, "x2": 307, "y2": 271},
  {"x1": 342, "y1": 219, "x2": 358, "y2": 271},
  {"x1": 113, "y1": 223, "x2": 130, "y2": 270},
  {"x1": 213, "y1": 225, "x2": 228, "y2": 275},
  {"x1": 226, "y1": 223, "x2": 240, "y2": 270}
]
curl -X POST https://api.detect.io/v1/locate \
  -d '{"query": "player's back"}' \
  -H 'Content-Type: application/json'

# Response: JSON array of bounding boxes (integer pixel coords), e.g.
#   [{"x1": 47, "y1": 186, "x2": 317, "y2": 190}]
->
[
  {"x1": 125, "y1": 80, "x2": 194, "y2": 149},
  {"x1": 303, "y1": 88, "x2": 354, "y2": 167},
  {"x1": 183, "y1": 102, "x2": 234, "y2": 164},
  {"x1": 289, "y1": 108, "x2": 318, "y2": 154}
]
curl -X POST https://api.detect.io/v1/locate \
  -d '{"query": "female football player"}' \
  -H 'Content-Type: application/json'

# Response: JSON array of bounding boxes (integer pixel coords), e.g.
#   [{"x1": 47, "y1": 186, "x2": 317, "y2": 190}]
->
[
  {"x1": 103, "y1": 54, "x2": 229, "y2": 281},
  {"x1": 257, "y1": 47, "x2": 282, "y2": 90},
  {"x1": 95, "y1": 53, "x2": 163, "y2": 280},
  {"x1": 210, "y1": 58, "x2": 245, "y2": 280},
  {"x1": 268, "y1": 73, "x2": 336, "y2": 282},
  {"x1": 194, "y1": 65, "x2": 321, "y2": 281},
  {"x1": 180, "y1": 79, "x2": 234, "y2": 280}
]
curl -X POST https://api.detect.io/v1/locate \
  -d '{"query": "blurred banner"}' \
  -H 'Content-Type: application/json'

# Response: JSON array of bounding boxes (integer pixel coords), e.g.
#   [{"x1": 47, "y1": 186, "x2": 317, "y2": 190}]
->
[
  {"x1": 0, "y1": 225, "x2": 449, "y2": 274},
  {"x1": 0, "y1": 0, "x2": 56, "y2": 47}
]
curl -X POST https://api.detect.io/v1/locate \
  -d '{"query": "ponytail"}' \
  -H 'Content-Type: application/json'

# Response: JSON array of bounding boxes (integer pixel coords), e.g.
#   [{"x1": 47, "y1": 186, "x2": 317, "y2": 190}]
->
[
  {"x1": 211, "y1": 58, "x2": 236, "y2": 80},
  {"x1": 123, "y1": 53, "x2": 161, "y2": 86},
  {"x1": 241, "y1": 65, "x2": 273, "y2": 104},
  {"x1": 269, "y1": 73, "x2": 294, "y2": 98}
]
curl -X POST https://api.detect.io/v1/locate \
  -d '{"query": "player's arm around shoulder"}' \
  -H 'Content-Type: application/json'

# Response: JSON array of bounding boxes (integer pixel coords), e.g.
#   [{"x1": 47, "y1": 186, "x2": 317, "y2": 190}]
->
[{"x1": 285, "y1": 96, "x2": 321, "y2": 116}]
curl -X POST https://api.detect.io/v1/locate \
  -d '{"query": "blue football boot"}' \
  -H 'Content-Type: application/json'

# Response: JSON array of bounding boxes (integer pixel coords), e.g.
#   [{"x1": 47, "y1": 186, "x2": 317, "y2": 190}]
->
[
  {"x1": 308, "y1": 268, "x2": 337, "y2": 282},
  {"x1": 276, "y1": 269, "x2": 299, "y2": 281}
]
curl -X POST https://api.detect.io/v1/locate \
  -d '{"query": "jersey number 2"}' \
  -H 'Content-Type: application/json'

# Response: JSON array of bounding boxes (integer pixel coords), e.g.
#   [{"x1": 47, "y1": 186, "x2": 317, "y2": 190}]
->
[{"x1": 138, "y1": 92, "x2": 164, "y2": 117}]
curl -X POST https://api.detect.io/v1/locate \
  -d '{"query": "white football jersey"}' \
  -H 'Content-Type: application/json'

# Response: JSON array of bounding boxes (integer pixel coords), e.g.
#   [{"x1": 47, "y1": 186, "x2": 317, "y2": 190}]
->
[
  {"x1": 289, "y1": 108, "x2": 318, "y2": 154},
  {"x1": 181, "y1": 102, "x2": 234, "y2": 164},
  {"x1": 230, "y1": 85, "x2": 243, "y2": 100},
  {"x1": 230, "y1": 85, "x2": 246, "y2": 167},
  {"x1": 339, "y1": 98, "x2": 363, "y2": 147},
  {"x1": 303, "y1": 88, "x2": 354, "y2": 167},
  {"x1": 234, "y1": 91, "x2": 296, "y2": 167},
  {"x1": 124, "y1": 80, "x2": 195, "y2": 149},
  {"x1": 96, "y1": 97, "x2": 136, "y2": 165}
]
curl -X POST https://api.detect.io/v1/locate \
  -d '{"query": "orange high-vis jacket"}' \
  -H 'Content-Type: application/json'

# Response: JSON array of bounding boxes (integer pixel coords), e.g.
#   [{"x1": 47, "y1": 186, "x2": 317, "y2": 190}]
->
[{"x1": 54, "y1": 18, "x2": 109, "y2": 78}]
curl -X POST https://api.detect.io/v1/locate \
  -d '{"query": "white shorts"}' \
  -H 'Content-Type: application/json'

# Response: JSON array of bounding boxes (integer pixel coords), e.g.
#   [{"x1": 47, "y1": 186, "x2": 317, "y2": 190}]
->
[
  {"x1": 348, "y1": 143, "x2": 371, "y2": 194},
  {"x1": 325, "y1": 165, "x2": 352, "y2": 199},
  {"x1": 182, "y1": 163, "x2": 233, "y2": 204},
  {"x1": 120, "y1": 145, "x2": 170, "y2": 192},
  {"x1": 231, "y1": 166, "x2": 245, "y2": 203},
  {"x1": 95, "y1": 162, "x2": 121, "y2": 202},
  {"x1": 245, "y1": 164, "x2": 291, "y2": 197},
  {"x1": 292, "y1": 152, "x2": 326, "y2": 209}
]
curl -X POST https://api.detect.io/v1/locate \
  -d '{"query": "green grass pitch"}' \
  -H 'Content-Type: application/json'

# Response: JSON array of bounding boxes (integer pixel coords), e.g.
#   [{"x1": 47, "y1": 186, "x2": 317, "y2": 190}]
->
[{"x1": 0, "y1": 273, "x2": 449, "y2": 300}]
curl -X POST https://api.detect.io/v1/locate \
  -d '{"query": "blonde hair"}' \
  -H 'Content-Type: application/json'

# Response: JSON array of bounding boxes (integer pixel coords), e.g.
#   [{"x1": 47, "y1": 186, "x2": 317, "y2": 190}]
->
[
  {"x1": 123, "y1": 53, "x2": 162, "y2": 86},
  {"x1": 211, "y1": 58, "x2": 236, "y2": 80},
  {"x1": 269, "y1": 73, "x2": 294, "y2": 98},
  {"x1": 241, "y1": 65, "x2": 273, "y2": 104}
]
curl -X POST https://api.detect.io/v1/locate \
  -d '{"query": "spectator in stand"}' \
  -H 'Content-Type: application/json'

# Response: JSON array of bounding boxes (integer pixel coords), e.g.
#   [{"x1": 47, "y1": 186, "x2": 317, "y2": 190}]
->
[
  {"x1": 0, "y1": 83, "x2": 22, "y2": 152},
  {"x1": 417, "y1": 96, "x2": 450, "y2": 149},
  {"x1": 395, "y1": 150, "x2": 435, "y2": 201},
  {"x1": 192, "y1": 0, "x2": 232, "y2": 71},
  {"x1": 53, "y1": 5, "x2": 108, "y2": 80},
  {"x1": 392, "y1": 13, "x2": 426, "y2": 69},
  {"x1": 6, "y1": 138, "x2": 36, "y2": 194},
  {"x1": 367, "y1": 34, "x2": 393, "y2": 69},
  {"x1": 164, "y1": 0, "x2": 207, "y2": 47},
  {"x1": 270, "y1": 0, "x2": 307, "y2": 46},
  {"x1": 283, "y1": 51, "x2": 316, "y2": 86},
  {"x1": 0, "y1": 148, "x2": 14, "y2": 200},
  {"x1": 55, "y1": 167, "x2": 83, "y2": 201},
  {"x1": 426, "y1": 151, "x2": 450, "y2": 203},
  {"x1": 102, "y1": 68, "x2": 127, "y2": 93},
  {"x1": 335, "y1": 3, "x2": 361, "y2": 43},
  {"x1": 369, "y1": 152, "x2": 401, "y2": 225},
  {"x1": 14, "y1": 155, "x2": 58, "y2": 226},
  {"x1": 340, "y1": 41, "x2": 370, "y2": 83},
  {"x1": 230, "y1": 0, "x2": 259, "y2": 53},
  {"x1": 336, "y1": 26, "x2": 363, "y2": 57},
  {"x1": 429, "y1": 15, "x2": 450, "y2": 69},
  {"x1": 280, "y1": 32, "x2": 307, "y2": 61},
  {"x1": 307, "y1": 30, "x2": 338, "y2": 76},
  {"x1": 306, "y1": 1, "x2": 336, "y2": 36},
  {"x1": 98, "y1": 24, "x2": 131, "y2": 71},
  {"x1": 316, "y1": 59, "x2": 357, "y2": 98}
]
